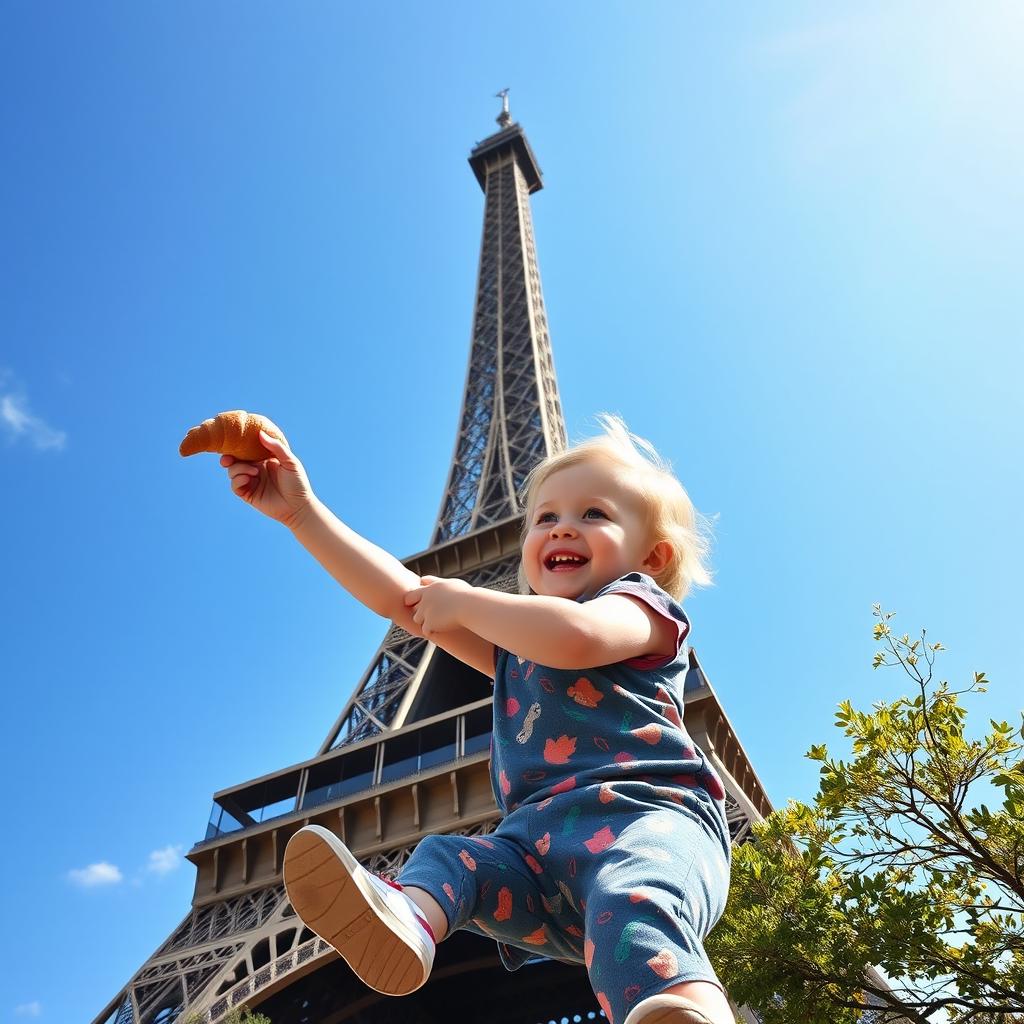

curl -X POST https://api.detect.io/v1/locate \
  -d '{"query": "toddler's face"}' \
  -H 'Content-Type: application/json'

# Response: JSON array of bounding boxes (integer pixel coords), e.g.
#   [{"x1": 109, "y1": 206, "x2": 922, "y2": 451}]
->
[{"x1": 522, "y1": 459, "x2": 654, "y2": 600}]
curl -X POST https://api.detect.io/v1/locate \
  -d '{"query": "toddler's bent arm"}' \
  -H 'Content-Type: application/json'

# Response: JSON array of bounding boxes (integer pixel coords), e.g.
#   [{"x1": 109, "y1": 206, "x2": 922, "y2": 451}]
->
[{"x1": 407, "y1": 581, "x2": 677, "y2": 669}]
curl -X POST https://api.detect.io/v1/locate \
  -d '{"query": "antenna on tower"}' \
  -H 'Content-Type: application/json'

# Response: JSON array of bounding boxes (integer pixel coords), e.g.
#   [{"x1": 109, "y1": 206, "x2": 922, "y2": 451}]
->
[{"x1": 496, "y1": 88, "x2": 512, "y2": 127}]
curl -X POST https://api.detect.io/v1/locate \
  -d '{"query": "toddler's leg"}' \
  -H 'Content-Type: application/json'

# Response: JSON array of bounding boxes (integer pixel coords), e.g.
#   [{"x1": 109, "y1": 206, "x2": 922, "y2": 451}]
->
[
  {"x1": 399, "y1": 830, "x2": 583, "y2": 964},
  {"x1": 577, "y1": 809, "x2": 731, "y2": 1024},
  {"x1": 283, "y1": 825, "x2": 436, "y2": 996}
]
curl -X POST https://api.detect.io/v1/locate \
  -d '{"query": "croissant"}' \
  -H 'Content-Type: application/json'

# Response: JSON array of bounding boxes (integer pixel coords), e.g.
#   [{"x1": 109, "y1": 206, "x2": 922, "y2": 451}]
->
[{"x1": 178, "y1": 410, "x2": 287, "y2": 461}]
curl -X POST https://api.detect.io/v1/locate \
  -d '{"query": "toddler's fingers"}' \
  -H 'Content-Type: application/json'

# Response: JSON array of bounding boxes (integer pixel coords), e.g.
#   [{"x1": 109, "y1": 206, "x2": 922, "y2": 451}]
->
[
  {"x1": 259, "y1": 431, "x2": 295, "y2": 464},
  {"x1": 220, "y1": 454, "x2": 235, "y2": 467},
  {"x1": 230, "y1": 467, "x2": 259, "y2": 491},
  {"x1": 404, "y1": 588, "x2": 423, "y2": 607}
]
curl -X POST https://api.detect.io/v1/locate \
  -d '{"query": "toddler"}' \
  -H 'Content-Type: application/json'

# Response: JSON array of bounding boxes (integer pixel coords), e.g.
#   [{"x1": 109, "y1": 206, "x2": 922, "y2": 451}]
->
[{"x1": 222, "y1": 415, "x2": 733, "y2": 1024}]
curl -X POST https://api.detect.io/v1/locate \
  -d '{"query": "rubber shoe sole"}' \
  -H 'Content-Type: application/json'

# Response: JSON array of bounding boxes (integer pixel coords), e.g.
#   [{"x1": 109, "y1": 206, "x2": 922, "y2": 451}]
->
[
  {"x1": 623, "y1": 994, "x2": 717, "y2": 1024},
  {"x1": 283, "y1": 825, "x2": 433, "y2": 996}
]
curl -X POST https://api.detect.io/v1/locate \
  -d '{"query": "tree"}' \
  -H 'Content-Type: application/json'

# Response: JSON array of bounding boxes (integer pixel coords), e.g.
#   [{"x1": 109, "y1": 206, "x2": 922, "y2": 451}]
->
[
  {"x1": 709, "y1": 607, "x2": 1024, "y2": 1023},
  {"x1": 182, "y1": 1007, "x2": 271, "y2": 1024}
]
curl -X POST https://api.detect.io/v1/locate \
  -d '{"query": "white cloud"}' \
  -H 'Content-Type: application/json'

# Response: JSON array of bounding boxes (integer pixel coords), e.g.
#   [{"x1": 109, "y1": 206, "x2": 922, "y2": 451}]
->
[
  {"x1": 14, "y1": 1003, "x2": 42, "y2": 1018},
  {"x1": 0, "y1": 371, "x2": 66, "y2": 451},
  {"x1": 68, "y1": 861, "x2": 123, "y2": 887},
  {"x1": 146, "y1": 844, "x2": 184, "y2": 876}
]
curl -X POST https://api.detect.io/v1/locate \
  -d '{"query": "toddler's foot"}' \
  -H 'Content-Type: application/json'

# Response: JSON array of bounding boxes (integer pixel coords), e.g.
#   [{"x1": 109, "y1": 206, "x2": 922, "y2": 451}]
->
[
  {"x1": 624, "y1": 993, "x2": 718, "y2": 1024},
  {"x1": 283, "y1": 824, "x2": 435, "y2": 996}
]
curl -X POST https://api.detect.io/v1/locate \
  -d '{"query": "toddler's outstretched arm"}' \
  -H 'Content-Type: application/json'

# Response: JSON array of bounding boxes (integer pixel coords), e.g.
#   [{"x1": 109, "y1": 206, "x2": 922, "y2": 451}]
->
[
  {"x1": 224, "y1": 432, "x2": 416, "y2": 622},
  {"x1": 224, "y1": 432, "x2": 495, "y2": 675}
]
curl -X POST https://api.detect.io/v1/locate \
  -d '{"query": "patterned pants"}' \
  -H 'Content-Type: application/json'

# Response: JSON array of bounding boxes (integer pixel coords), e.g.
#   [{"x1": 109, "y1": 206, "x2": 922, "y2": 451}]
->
[{"x1": 398, "y1": 780, "x2": 730, "y2": 1024}]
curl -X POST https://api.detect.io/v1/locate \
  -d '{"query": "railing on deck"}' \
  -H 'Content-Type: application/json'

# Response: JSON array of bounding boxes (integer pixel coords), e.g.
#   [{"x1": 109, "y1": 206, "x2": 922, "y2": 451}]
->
[{"x1": 197, "y1": 698, "x2": 494, "y2": 847}]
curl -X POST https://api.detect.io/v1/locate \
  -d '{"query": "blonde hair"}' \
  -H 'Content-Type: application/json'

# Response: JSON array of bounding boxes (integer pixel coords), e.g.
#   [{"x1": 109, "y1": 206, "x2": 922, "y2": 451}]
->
[{"x1": 517, "y1": 414, "x2": 713, "y2": 601}]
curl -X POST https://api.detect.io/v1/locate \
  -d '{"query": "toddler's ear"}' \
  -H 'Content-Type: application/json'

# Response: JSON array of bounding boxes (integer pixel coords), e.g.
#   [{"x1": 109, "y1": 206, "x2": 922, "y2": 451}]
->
[{"x1": 643, "y1": 541, "x2": 674, "y2": 575}]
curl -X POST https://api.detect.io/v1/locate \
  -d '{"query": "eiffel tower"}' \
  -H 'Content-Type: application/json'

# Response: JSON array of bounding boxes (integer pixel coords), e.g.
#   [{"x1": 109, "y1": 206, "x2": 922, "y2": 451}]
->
[{"x1": 93, "y1": 97, "x2": 773, "y2": 1024}]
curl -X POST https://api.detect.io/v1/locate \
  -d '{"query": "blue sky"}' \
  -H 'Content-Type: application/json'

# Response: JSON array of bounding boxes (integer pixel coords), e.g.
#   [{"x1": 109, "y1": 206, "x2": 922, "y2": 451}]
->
[{"x1": 2, "y1": 3, "x2": 1022, "y2": 1021}]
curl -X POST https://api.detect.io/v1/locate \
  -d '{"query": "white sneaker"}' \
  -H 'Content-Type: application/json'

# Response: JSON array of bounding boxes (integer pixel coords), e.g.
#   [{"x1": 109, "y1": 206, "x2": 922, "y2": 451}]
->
[{"x1": 283, "y1": 824, "x2": 436, "y2": 996}]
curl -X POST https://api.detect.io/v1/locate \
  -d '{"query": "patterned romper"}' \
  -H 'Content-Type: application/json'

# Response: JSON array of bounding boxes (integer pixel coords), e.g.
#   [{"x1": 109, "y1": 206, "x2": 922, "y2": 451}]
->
[{"x1": 398, "y1": 572, "x2": 732, "y2": 1024}]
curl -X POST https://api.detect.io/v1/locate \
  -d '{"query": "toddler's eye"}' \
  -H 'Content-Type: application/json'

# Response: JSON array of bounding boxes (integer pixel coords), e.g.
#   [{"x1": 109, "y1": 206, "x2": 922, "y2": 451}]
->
[
  {"x1": 536, "y1": 511, "x2": 557, "y2": 525},
  {"x1": 583, "y1": 507, "x2": 607, "y2": 520}
]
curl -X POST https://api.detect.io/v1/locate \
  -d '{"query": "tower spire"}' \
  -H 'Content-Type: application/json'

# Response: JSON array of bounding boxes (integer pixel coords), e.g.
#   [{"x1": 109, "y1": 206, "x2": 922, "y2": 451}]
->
[{"x1": 432, "y1": 111, "x2": 566, "y2": 543}]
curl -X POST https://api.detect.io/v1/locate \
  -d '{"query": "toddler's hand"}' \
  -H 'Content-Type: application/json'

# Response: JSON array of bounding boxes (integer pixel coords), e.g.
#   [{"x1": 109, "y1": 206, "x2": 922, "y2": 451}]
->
[
  {"x1": 221, "y1": 431, "x2": 315, "y2": 528},
  {"x1": 404, "y1": 576, "x2": 472, "y2": 636}
]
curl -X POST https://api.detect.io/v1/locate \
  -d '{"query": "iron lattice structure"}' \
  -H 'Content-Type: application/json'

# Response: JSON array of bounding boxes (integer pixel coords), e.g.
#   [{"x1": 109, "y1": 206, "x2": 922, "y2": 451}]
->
[{"x1": 94, "y1": 106, "x2": 775, "y2": 1024}]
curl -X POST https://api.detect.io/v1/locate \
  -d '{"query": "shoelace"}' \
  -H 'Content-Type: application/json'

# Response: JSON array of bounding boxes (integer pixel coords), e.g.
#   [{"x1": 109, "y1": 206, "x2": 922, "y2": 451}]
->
[{"x1": 376, "y1": 874, "x2": 436, "y2": 944}]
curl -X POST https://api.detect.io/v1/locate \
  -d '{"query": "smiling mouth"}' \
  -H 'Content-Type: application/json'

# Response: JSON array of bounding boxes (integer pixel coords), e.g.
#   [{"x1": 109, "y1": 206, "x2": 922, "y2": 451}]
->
[{"x1": 544, "y1": 552, "x2": 590, "y2": 571}]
